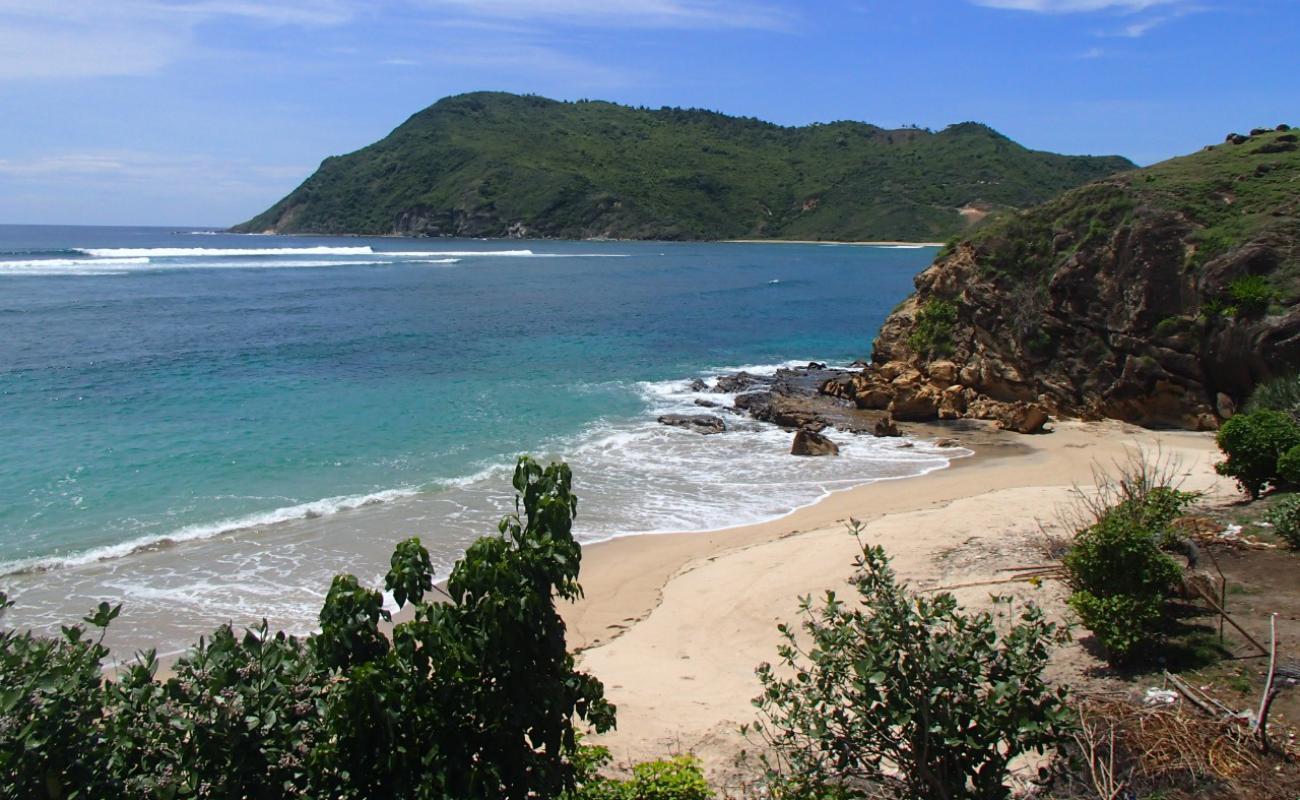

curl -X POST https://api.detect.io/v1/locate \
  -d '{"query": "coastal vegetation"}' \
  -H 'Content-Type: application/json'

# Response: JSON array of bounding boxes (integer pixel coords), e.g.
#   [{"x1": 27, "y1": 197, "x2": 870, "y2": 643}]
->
[
  {"x1": 1061, "y1": 462, "x2": 1198, "y2": 665},
  {"x1": 233, "y1": 92, "x2": 1132, "y2": 242},
  {"x1": 1214, "y1": 410, "x2": 1300, "y2": 498},
  {"x1": 0, "y1": 457, "x2": 615, "y2": 800},
  {"x1": 746, "y1": 524, "x2": 1072, "y2": 800}
]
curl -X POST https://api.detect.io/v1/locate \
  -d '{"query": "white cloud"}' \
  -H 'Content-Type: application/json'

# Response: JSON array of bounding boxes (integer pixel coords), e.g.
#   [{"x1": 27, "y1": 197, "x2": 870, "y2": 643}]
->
[
  {"x1": 0, "y1": 150, "x2": 307, "y2": 185},
  {"x1": 409, "y1": 0, "x2": 793, "y2": 29},
  {"x1": 0, "y1": 0, "x2": 356, "y2": 80},
  {"x1": 969, "y1": 0, "x2": 1185, "y2": 11},
  {"x1": 0, "y1": 150, "x2": 310, "y2": 224},
  {"x1": 0, "y1": 0, "x2": 789, "y2": 81}
]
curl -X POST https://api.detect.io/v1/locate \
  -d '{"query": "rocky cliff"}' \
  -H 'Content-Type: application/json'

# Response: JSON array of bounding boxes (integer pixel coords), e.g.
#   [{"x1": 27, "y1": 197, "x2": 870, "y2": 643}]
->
[{"x1": 835, "y1": 126, "x2": 1300, "y2": 432}]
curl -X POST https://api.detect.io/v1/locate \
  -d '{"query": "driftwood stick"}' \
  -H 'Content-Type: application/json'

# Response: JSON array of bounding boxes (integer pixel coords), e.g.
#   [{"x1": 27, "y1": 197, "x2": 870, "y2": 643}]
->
[
  {"x1": 1255, "y1": 613, "x2": 1279, "y2": 753},
  {"x1": 1189, "y1": 583, "x2": 1270, "y2": 656},
  {"x1": 1164, "y1": 670, "x2": 1219, "y2": 717}
]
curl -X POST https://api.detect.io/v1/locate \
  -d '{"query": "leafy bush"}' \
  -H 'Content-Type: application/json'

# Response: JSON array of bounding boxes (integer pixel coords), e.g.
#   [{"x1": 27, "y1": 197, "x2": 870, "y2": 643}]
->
[
  {"x1": 907, "y1": 298, "x2": 959, "y2": 357},
  {"x1": 569, "y1": 747, "x2": 713, "y2": 800},
  {"x1": 1214, "y1": 409, "x2": 1300, "y2": 498},
  {"x1": 0, "y1": 456, "x2": 614, "y2": 800},
  {"x1": 1064, "y1": 512, "x2": 1184, "y2": 664},
  {"x1": 746, "y1": 526, "x2": 1072, "y2": 800},
  {"x1": 1279, "y1": 444, "x2": 1300, "y2": 487},
  {"x1": 1226, "y1": 275, "x2": 1279, "y2": 316},
  {"x1": 1061, "y1": 471, "x2": 1194, "y2": 665},
  {"x1": 1245, "y1": 372, "x2": 1300, "y2": 420},
  {"x1": 1267, "y1": 495, "x2": 1300, "y2": 550}
]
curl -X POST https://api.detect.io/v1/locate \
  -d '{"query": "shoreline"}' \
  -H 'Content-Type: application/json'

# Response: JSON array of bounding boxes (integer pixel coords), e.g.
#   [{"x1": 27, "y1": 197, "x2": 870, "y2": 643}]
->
[
  {"x1": 563, "y1": 419, "x2": 1227, "y2": 780},
  {"x1": 721, "y1": 238, "x2": 944, "y2": 247},
  {"x1": 213, "y1": 229, "x2": 946, "y2": 248}
]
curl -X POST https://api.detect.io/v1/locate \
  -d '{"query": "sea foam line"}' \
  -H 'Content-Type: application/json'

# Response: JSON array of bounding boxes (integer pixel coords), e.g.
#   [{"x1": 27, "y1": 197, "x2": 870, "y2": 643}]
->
[
  {"x1": 0, "y1": 257, "x2": 150, "y2": 268},
  {"x1": 0, "y1": 486, "x2": 424, "y2": 577},
  {"x1": 76, "y1": 246, "x2": 378, "y2": 258}
]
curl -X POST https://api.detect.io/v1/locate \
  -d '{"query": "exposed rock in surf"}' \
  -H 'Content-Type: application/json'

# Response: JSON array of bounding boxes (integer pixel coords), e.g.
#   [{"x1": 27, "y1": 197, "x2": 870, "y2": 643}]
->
[
  {"x1": 874, "y1": 415, "x2": 901, "y2": 437},
  {"x1": 657, "y1": 414, "x2": 727, "y2": 434},
  {"x1": 791, "y1": 429, "x2": 839, "y2": 456},
  {"x1": 711, "y1": 371, "x2": 773, "y2": 394}
]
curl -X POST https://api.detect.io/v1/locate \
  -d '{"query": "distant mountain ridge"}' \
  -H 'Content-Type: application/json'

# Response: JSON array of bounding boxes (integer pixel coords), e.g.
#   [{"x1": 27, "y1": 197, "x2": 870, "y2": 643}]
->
[{"x1": 233, "y1": 92, "x2": 1134, "y2": 241}]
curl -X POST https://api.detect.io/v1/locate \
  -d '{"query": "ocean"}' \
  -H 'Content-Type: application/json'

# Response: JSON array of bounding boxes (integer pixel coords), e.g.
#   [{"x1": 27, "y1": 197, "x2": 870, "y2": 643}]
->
[{"x1": 0, "y1": 225, "x2": 951, "y2": 655}]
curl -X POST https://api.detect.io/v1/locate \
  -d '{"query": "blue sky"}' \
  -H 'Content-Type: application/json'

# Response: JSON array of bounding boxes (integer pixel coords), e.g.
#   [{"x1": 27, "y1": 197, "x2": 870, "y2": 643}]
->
[{"x1": 0, "y1": 0, "x2": 1295, "y2": 226}]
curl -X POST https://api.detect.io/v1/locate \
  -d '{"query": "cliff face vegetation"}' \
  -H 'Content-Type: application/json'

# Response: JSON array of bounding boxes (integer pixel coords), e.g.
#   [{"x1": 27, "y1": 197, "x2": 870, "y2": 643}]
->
[
  {"x1": 233, "y1": 92, "x2": 1132, "y2": 241},
  {"x1": 846, "y1": 126, "x2": 1300, "y2": 431}
]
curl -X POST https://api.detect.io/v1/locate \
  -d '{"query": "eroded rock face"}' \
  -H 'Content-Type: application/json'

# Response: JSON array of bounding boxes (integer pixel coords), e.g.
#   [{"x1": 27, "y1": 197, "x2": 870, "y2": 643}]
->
[
  {"x1": 657, "y1": 414, "x2": 726, "y2": 434},
  {"x1": 854, "y1": 142, "x2": 1300, "y2": 432},
  {"x1": 791, "y1": 429, "x2": 839, "y2": 456}
]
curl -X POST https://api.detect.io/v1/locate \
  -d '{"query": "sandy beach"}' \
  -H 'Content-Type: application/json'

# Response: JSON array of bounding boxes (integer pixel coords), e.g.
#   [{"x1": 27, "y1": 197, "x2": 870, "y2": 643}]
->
[{"x1": 564, "y1": 419, "x2": 1229, "y2": 783}]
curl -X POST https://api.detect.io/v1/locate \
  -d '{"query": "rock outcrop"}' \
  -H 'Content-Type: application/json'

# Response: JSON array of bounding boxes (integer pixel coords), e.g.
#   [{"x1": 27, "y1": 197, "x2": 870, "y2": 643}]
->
[
  {"x1": 836, "y1": 127, "x2": 1300, "y2": 431},
  {"x1": 791, "y1": 429, "x2": 839, "y2": 456},
  {"x1": 657, "y1": 414, "x2": 727, "y2": 435}
]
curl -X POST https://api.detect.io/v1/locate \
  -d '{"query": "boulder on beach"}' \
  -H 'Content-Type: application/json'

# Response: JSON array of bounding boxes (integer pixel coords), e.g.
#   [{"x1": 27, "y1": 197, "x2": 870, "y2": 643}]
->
[
  {"x1": 791, "y1": 429, "x2": 839, "y2": 456},
  {"x1": 657, "y1": 414, "x2": 727, "y2": 435},
  {"x1": 996, "y1": 403, "x2": 1050, "y2": 434},
  {"x1": 873, "y1": 414, "x2": 901, "y2": 437}
]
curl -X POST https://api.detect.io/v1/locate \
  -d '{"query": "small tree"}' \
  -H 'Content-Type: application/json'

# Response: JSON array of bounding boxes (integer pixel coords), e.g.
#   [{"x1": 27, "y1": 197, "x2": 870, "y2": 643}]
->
[{"x1": 746, "y1": 526, "x2": 1072, "y2": 800}]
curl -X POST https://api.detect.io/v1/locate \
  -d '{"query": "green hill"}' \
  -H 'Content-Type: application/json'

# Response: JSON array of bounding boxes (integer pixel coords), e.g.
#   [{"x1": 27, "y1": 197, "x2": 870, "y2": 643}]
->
[{"x1": 232, "y1": 92, "x2": 1133, "y2": 241}]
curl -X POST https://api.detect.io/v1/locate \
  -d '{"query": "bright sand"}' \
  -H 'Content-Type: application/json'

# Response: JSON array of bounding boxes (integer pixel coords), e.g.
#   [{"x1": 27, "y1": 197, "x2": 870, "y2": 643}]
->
[{"x1": 564, "y1": 419, "x2": 1228, "y2": 782}]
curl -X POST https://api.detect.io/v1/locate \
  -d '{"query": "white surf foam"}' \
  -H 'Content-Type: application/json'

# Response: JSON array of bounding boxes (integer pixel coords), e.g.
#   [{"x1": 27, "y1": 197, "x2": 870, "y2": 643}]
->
[
  {"x1": 0, "y1": 257, "x2": 150, "y2": 268},
  {"x1": 0, "y1": 486, "x2": 422, "y2": 577},
  {"x1": 383, "y1": 250, "x2": 628, "y2": 258},
  {"x1": 0, "y1": 257, "x2": 461, "y2": 276},
  {"x1": 76, "y1": 246, "x2": 378, "y2": 258}
]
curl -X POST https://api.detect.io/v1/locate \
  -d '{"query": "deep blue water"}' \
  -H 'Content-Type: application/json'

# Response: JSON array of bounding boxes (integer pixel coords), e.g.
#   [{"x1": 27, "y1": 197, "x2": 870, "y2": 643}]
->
[{"x1": 0, "y1": 225, "x2": 942, "y2": 649}]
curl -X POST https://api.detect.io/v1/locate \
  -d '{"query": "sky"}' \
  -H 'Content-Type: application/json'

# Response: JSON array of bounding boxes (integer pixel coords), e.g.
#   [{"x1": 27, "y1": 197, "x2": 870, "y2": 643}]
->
[{"x1": 0, "y1": 0, "x2": 1295, "y2": 226}]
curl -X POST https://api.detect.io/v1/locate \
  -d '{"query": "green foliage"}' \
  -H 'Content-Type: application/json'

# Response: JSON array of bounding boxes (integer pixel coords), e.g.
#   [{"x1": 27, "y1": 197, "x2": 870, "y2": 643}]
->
[
  {"x1": 233, "y1": 91, "x2": 1132, "y2": 242},
  {"x1": 0, "y1": 456, "x2": 613, "y2": 800},
  {"x1": 570, "y1": 750, "x2": 713, "y2": 800},
  {"x1": 1214, "y1": 409, "x2": 1300, "y2": 498},
  {"x1": 0, "y1": 597, "x2": 118, "y2": 800},
  {"x1": 968, "y1": 127, "x2": 1300, "y2": 296},
  {"x1": 746, "y1": 526, "x2": 1072, "y2": 800},
  {"x1": 1245, "y1": 371, "x2": 1300, "y2": 420},
  {"x1": 1266, "y1": 495, "x2": 1300, "y2": 549},
  {"x1": 907, "y1": 297, "x2": 959, "y2": 357},
  {"x1": 1226, "y1": 275, "x2": 1279, "y2": 316},
  {"x1": 1279, "y1": 444, "x2": 1300, "y2": 486},
  {"x1": 1062, "y1": 478, "x2": 1194, "y2": 665}
]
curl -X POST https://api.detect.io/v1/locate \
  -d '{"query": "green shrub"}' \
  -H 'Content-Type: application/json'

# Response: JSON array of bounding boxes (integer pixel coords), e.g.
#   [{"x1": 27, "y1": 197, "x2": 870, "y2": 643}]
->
[
  {"x1": 1245, "y1": 372, "x2": 1300, "y2": 420},
  {"x1": 1226, "y1": 275, "x2": 1279, "y2": 316},
  {"x1": 1267, "y1": 495, "x2": 1300, "y2": 549},
  {"x1": 1214, "y1": 409, "x2": 1300, "y2": 498},
  {"x1": 0, "y1": 456, "x2": 615, "y2": 800},
  {"x1": 1062, "y1": 489, "x2": 1190, "y2": 665},
  {"x1": 1066, "y1": 592, "x2": 1165, "y2": 664},
  {"x1": 1279, "y1": 445, "x2": 1300, "y2": 486},
  {"x1": 569, "y1": 749, "x2": 713, "y2": 800},
  {"x1": 907, "y1": 298, "x2": 959, "y2": 357},
  {"x1": 746, "y1": 525, "x2": 1072, "y2": 800}
]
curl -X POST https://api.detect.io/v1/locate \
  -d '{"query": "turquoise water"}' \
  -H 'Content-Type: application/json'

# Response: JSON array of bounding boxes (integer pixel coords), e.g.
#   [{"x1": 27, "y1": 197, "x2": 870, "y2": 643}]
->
[{"x1": 0, "y1": 225, "x2": 945, "y2": 651}]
